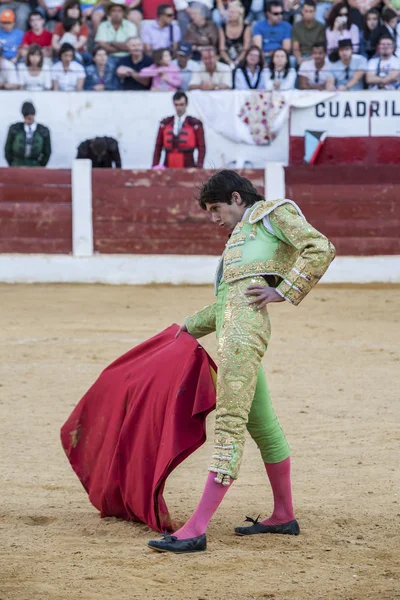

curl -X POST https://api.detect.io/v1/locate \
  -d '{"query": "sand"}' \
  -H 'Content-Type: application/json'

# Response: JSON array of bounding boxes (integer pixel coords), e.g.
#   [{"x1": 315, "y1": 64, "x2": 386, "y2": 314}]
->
[{"x1": 0, "y1": 283, "x2": 399, "y2": 600}]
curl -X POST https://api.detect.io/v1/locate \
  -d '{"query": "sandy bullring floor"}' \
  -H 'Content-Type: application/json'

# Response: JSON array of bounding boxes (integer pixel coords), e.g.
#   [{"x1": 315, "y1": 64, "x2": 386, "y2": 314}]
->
[{"x1": 0, "y1": 283, "x2": 399, "y2": 600}]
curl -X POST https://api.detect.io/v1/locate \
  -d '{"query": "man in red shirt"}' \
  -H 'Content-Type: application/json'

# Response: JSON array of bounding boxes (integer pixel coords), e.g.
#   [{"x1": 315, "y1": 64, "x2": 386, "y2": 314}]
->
[
  {"x1": 21, "y1": 11, "x2": 52, "y2": 57},
  {"x1": 152, "y1": 91, "x2": 206, "y2": 168}
]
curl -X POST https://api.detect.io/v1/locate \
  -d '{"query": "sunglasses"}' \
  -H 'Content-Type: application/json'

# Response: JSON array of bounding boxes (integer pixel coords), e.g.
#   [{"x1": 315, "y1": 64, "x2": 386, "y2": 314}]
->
[
  {"x1": 271, "y1": 11, "x2": 283, "y2": 15},
  {"x1": 164, "y1": 12, "x2": 174, "y2": 16}
]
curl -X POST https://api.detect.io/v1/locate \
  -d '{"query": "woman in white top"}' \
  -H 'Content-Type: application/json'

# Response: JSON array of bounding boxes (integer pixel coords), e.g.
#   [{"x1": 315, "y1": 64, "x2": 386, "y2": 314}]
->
[
  {"x1": 233, "y1": 45, "x2": 266, "y2": 89},
  {"x1": 52, "y1": 42, "x2": 85, "y2": 91},
  {"x1": 264, "y1": 48, "x2": 297, "y2": 91},
  {"x1": 18, "y1": 44, "x2": 51, "y2": 91}
]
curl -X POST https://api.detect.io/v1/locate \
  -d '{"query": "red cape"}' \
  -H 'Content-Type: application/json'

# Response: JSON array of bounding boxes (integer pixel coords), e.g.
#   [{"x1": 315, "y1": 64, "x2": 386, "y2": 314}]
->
[{"x1": 60, "y1": 325, "x2": 216, "y2": 532}]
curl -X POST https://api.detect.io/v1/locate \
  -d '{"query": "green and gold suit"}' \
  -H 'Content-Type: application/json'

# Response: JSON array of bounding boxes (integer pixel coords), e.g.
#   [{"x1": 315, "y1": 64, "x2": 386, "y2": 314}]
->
[{"x1": 185, "y1": 199, "x2": 336, "y2": 485}]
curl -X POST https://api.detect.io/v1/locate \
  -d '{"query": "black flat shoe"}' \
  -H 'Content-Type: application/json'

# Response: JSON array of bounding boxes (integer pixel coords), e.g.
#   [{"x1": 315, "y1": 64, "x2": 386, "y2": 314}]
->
[
  {"x1": 147, "y1": 533, "x2": 207, "y2": 554},
  {"x1": 235, "y1": 515, "x2": 300, "y2": 536}
]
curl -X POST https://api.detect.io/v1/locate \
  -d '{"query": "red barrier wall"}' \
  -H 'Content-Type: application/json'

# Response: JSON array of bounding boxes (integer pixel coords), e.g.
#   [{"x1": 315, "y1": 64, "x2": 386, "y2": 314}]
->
[
  {"x1": 0, "y1": 168, "x2": 72, "y2": 253},
  {"x1": 285, "y1": 165, "x2": 400, "y2": 255},
  {"x1": 92, "y1": 169, "x2": 264, "y2": 255},
  {"x1": 0, "y1": 166, "x2": 398, "y2": 257},
  {"x1": 289, "y1": 136, "x2": 400, "y2": 166}
]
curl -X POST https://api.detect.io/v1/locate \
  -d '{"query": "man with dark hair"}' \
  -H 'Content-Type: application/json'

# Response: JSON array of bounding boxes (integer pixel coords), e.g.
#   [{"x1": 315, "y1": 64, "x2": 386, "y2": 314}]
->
[
  {"x1": 366, "y1": 34, "x2": 400, "y2": 90},
  {"x1": 252, "y1": 0, "x2": 292, "y2": 58},
  {"x1": 141, "y1": 3, "x2": 181, "y2": 56},
  {"x1": 21, "y1": 11, "x2": 52, "y2": 57},
  {"x1": 77, "y1": 136, "x2": 122, "y2": 168},
  {"x1": 333, "y1": 38, "x2": 367, "y2": 91},
  {"x1": 5, "y1": 101, "x2": 51, "y2": 167},
  {"x1": 147, "y1": 169, "x2": 336, "y2": 554},
  {"x1": 292, "y1": 0, "x2": 325, "y2": 65},
  {"x1": 152, "y1": 91, "x2": 205, "y2": 168},
  {"x1": 298, "y1": 41, "x2": 335, "y2": 89}
]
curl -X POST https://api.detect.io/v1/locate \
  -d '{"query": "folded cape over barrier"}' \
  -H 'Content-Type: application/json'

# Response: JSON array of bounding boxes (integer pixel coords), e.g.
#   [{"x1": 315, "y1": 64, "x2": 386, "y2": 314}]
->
[{"x1": 60, "y1": 325, "x2": 217, "y2": 532}]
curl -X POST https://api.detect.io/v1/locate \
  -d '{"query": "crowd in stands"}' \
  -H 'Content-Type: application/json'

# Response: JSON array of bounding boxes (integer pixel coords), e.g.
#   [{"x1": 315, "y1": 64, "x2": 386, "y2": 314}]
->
[{"x1": 0, "y1": 0, "x2": 400, "y2": 91}]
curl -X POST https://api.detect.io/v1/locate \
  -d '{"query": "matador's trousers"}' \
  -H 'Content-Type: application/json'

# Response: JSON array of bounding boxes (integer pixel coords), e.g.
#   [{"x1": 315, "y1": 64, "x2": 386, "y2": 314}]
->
[{"x1": 210, "y1": 276, "x2": 290, "y2": 485}]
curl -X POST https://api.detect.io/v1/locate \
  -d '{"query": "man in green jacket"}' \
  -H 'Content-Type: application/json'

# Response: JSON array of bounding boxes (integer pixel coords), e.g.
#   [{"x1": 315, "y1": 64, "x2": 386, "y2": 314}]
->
[{"x1": 5, "y1": 101, "x2": 51, "y2": 167}]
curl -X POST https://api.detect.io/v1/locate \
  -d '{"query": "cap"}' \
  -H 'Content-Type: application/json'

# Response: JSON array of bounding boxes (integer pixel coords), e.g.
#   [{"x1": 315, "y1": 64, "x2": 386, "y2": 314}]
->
[
  {"x1": 177, "y1": 42, "x2": 192, "y2": 57},
  {"x1": 0, "y1": 9, "x2": 16, "y2": 23},
  {"x1": 21, "y1": 101, "x2": 36, "y2": 117},
  {"x1": 106, "y1": 0, "x2": 128, "y2": 14},
  {"x1": 338, "y1": 38, "x2": 352, "y2": 48}
]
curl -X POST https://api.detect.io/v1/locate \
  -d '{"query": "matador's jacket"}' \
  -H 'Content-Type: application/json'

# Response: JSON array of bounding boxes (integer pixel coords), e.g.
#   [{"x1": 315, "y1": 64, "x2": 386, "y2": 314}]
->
[
  {"x1": 152, "y1": 115, "x2": 205, "y2": 169},
  {"x1": 185, "y1": 198, "x2": 336, "y2": 484}
]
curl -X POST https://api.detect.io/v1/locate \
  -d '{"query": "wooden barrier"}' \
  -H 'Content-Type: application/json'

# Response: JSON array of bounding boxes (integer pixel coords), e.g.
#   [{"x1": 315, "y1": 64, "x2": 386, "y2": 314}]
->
[{"x1": 0, "y1": 168, "x2": 72, "y2": 254}]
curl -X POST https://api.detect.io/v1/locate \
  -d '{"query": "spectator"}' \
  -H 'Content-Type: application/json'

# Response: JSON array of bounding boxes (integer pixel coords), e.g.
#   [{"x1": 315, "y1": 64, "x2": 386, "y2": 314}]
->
[
  {"x1": 366, "y1": 34, "x2": 400, "y2": 89},
  {"x1": 360, "y1": 8, "x2": 380, "y2": 59},
  {"x1": 95, "y1": 0, "x2": 138, "y2": 63},
  {"x1": 232, "y1": 44, "x2": 266, "y2": 89},
  {"x1": 77, "y1": 137, "x2": 121, "y2": 167},
  {"x1": 298, "y1": 42, "x2": 335, "y2": 89},
  {"x1": 58, "y1": 18, "x2": 84, "y2": 61},
  {"x1": 326, "y1": 2, "x2": 360, "y2": 57},
  {"x1": 5, "y1": 101, "x2": 51, "y2": 167},
  {"x1": 84, "y1": 46, "x2": 117, "y2": 89},
  {"x1": 219, "y1": 1, "x2": 251, "y2": 68},
  {"x1": 141, "y1": 0, "x2": 173, "y2": 20},
  {"x1": 175, "y1": 0, "x2": 213, "y2": 37},
  {"x1": 78, "y1": 0, "x2": 105, "y2": 34},
  {"x1": 139, "y1": 47, "x2": 182, "y2": 90},
  {"x1": 171, "y1": 41, "x2": 200, "y2": 90},
  {"x1": 116, "y1": 36, "x2": 152, "y2": 90},
  {"x1": 332, "y1": 38, "x2": 367, "y2": 90},
  {"x1": 292, "y1": 0, "x2": 325, "y2": 65},
  {"x1": 52, "y1": 42, "x2": 85, "y2": 89},
  {"x1": 18, "y1": 44, "x2": 51, "y2": 90},
  {"x1": 36, "y1": 0, "x2": 62, "y2": 25},
  {"x1": 0, "y1": 45, "x2": 18, "y2": 88},
  {"x1": 0, "y1": 0, "x2": 30, "y2": 31},
  {"x1": 52, "y1": 1, "x2": 89, "y2": 56},
  {"x1": 372, "y1": 8, "x2": 398, "y2": 44},
  {"x1": 348, "y1": 0, "x2": 381, "y2": 30},
  {"x1": 152, "y1": 91, "x2": 205, "y2": 168},
  {"x1": 0, "y1": 10, "x2": 23, "y2": 63},
  {"x1": 252, "y1": 1, "x2": 292, "y2": 59},
  {"x1": 21, "y1": 12, "x2": 52, "y2": 58},
  {"x1": 184, "y1": 5, "x2": 219, "y2": 59},
  {"x1": 141, "y1": 4, "x2": 181, "y2": 56},
  {"x1": 265, "y1": 47, "x2": 296, "y2": 89},
  {"x1": 189, "y1": 45, "x2": 232, "y2": 88}
]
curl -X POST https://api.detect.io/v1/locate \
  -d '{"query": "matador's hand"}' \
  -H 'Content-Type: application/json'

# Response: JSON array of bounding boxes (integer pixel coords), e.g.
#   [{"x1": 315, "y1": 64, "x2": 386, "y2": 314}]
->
[
  {"x1": 175, "y1": 324, "x2": 188, "y2": 338},
  {"x1": 245, "y1": 285, "x2": 285, "y2": 309}
]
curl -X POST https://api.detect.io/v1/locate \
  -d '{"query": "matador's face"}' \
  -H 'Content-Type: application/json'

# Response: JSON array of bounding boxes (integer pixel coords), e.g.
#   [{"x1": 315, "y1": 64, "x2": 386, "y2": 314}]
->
[{"x1": 205, "y1": 196, "x2": 247, "y2": 232}]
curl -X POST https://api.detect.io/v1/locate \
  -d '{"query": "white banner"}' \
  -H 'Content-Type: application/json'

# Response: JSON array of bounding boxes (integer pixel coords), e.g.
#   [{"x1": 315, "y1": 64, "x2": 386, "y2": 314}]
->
[
  {"x1": 290, "y1": 90, "x2": 400, "y2": 138},
  {"x1": 0, "y1": 89, "x2": 326, "y2": 169}
]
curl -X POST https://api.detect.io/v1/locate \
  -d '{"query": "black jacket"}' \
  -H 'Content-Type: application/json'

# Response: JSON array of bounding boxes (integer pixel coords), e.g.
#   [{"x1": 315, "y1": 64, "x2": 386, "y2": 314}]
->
[{"x1": 76, "y1": 137, "x2": 122, "y2": 168}]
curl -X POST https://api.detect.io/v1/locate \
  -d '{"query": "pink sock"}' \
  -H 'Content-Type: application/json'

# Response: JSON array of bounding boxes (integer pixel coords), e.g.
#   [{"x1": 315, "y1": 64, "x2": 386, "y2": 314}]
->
[
  {"x1": 261, "y1": 457, "x2": 295, "y2": 526},
  {"x1": 173, "y1": 471, "x2": 233, "y2": 540}
]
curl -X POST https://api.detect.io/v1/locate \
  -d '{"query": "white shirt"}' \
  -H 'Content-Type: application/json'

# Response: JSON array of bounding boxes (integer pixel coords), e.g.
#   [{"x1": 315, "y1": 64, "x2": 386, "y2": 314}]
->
[
  {"x1": 51, "y1": 60, "x2": 85, "y2": 91},
  {"x1": 24, "y1": 122, "x2": 37, "y2": 134},
  {"x1": 367, "y1": 55, "x2": 400, "y2": 90},
  {"x1": 18, "y1": 63, "x2": 52, "y2": 91},
  {"x1": 173, "y1": 112, "x2": 186, "y2": 136},
  {"x1": 174, "y1": 0, "x2": 213, "y2": 11},
  {"x1": 189, "y1": 61, "x2": 232, "y2": 89},
  {"x1": 234, "y1": 66, "x2": 266, "y2": 90},
  {"x1": 298, "y1": 58, "x2": 333, "y2": 85},
  {"x1": 0, "y1": 58, "x2": 18, "y2": 87},
  {"x1": 264, "y1": 67, "x2": 297, "y2": 91}
]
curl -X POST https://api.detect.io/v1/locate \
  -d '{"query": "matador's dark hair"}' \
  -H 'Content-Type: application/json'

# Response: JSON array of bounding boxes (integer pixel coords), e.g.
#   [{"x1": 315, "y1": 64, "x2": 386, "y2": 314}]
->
[{"x1": 198, "y1": 170, "x2": 264, "y2": 210}]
